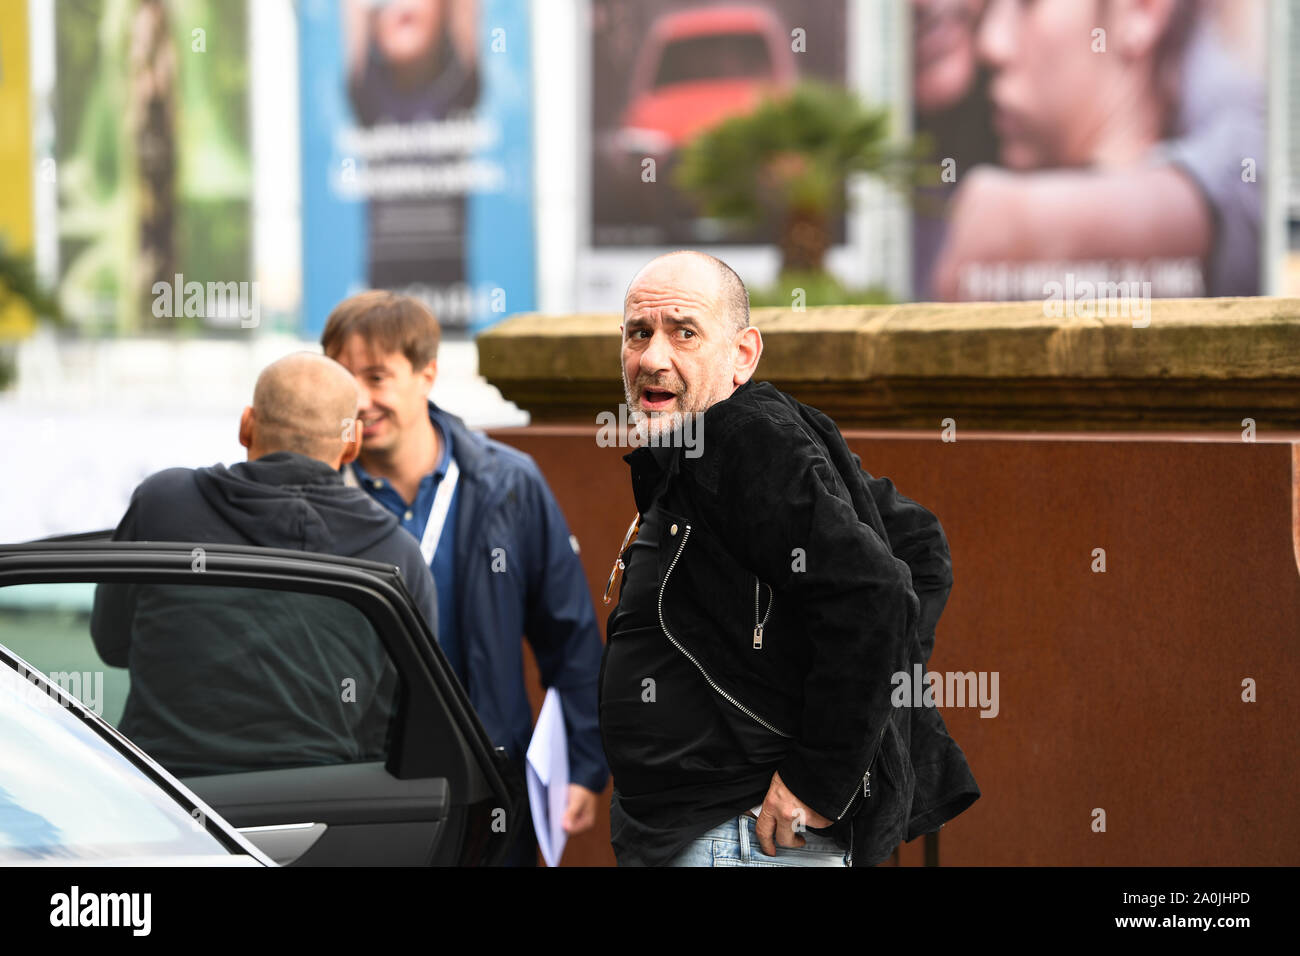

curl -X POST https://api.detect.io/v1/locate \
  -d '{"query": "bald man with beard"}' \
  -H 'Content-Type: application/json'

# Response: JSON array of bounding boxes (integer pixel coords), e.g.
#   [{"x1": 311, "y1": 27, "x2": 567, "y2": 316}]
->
[
  {"x1": 90, "y1": 352, "x2": 437, "y2": 776},
  {"x1": 601, "y1": 251, "x2": 978, "y2": 867}
]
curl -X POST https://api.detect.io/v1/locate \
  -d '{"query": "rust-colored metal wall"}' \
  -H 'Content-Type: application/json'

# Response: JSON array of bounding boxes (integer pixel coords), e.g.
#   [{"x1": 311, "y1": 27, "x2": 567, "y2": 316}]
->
[{"x1": 493, "y1": 426, "x2": 1300, "y2": 866}]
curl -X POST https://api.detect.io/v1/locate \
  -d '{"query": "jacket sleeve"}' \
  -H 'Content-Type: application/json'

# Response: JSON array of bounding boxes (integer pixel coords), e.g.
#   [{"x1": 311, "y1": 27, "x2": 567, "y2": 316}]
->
[
  {"x1": 704, "y1": 413, "x2": 919, "y2": 822},
  {"x1": 856, "y1": 462, "x2": 953, "y2": 665},
  {"x1": 90, "y1": 582, "x2": 136, "y2": 668},
  {"x1": 90, "y1": 487, "x2": 147, "y2": 667},
  {"x1": 518, "y1": 464, "x2": 611, "y2": 794},
  {"x1": 398, "y1": 545, "x2": 439, "y2": 641}
]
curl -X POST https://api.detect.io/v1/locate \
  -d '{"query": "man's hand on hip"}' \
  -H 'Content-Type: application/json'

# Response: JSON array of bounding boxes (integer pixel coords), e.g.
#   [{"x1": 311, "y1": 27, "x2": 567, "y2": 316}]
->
[{"x1": 754, "y1": 770, "x2": 833, "y2": 856}]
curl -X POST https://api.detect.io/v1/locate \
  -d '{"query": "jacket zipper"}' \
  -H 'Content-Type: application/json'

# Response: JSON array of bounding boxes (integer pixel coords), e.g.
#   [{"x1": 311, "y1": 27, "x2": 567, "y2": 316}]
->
[
  {"x1": 753, "y1": 578, "x2": 772, "y2": 649},
  {"x1": 658, "y1": 524, "x2": 792, "y2": 739},
  {"x1": 835, "y1": 724, "x2": 888, "y2": 821},
  {"x1": 660, "y1": 522, "x2": 885, "y2": 828}
]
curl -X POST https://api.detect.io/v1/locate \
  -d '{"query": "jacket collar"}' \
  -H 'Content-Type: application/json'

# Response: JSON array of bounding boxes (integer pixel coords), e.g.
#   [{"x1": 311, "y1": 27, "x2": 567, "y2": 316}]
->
[
  {"x1": 624, "y1": 445, "x2": 674, "y2": 515},
  {"x1": 619, "y1": 381, "x2": 759, "y2": 473},
  {"x1": 428, "y1": 399, "x2": 491, "y2": 480},
  {"x1": 237, "y1": 451, "x2": 345, "y2": 487}
]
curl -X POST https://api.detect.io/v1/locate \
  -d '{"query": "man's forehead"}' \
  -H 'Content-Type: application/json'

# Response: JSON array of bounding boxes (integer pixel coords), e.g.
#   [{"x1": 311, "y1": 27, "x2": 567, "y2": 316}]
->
[
  {"x1": 625, "y1": 267, "x2": 723, "y2": 316},
  {"x1": 335, "y1": 333, "x2": 406, "y2": 369},
  {"x1": 625, "y1": 287, "x2": 715, "y2": 310},
  {"x1": 629, "y1": 254, "x2": 719, "y2": 291}
]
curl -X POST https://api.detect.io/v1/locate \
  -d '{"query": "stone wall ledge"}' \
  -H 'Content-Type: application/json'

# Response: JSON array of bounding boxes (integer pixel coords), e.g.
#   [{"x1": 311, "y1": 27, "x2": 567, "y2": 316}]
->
[{"x1": 477, "y1": 298, "x2": 1300, "y2": 430}]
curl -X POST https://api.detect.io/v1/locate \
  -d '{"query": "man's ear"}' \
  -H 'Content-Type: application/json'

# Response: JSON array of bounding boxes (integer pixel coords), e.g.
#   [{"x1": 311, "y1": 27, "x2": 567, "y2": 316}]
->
[
  {"x1": 418, "y1": 359, "x2": 438, "y2": 396},
  {"x1": 732, "y1": 326, "x2": 763, "y2": 386},
  {"x1": 238, "y1": 406, "x2": 255, "y2": 451},
  {"x1": 340, "y1": 425, "x2": 362, "y2": 466}
]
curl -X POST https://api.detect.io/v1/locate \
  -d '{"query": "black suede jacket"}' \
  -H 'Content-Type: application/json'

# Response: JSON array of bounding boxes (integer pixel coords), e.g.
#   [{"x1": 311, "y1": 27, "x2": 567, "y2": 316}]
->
[{"x1": 623, "y1": 380, "x2": 979, "y2": 866}]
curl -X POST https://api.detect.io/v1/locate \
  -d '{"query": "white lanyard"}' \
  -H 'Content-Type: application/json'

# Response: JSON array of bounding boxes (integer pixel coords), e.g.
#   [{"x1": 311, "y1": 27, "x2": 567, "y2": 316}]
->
[
  {"x1": 345, "y1": 458, "x2": 460, "y2": 565},
  {"x1": 418, "y1": 458, "x2": 459, "y2": 565}
]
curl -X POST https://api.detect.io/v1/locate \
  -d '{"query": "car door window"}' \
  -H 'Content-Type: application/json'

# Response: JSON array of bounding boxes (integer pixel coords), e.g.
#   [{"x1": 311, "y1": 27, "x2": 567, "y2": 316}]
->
[{"x1": 0, "y1": 580, "x2": 399, "y2": 779}]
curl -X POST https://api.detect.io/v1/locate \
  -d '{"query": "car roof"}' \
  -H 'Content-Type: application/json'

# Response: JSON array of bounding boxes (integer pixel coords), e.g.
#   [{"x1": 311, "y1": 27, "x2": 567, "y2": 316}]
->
[{"x1": 653, "y1": 5, "x2": 781, "y2": 40}]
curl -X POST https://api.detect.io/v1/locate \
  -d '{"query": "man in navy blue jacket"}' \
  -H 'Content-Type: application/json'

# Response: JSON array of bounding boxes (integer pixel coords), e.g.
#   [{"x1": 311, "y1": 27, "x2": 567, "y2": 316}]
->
[{"x1": 322, "y1": 291, "x2": 609, "y2": 866}]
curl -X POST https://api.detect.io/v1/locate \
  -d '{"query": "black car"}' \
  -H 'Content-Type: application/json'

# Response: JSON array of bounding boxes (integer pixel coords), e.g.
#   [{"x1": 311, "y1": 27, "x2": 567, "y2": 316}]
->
[{"x1": 0, "y1": 536, "x2": 522, "y2": 866}]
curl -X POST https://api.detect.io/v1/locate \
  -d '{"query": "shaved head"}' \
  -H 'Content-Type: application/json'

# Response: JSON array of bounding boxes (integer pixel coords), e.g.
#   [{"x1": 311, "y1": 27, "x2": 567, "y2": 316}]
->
[
  {"x1": 249, "y1": 352, "x2": 361, "y2": 463},
  {"x1": 620, "y1": 249, "x2": 763, "y2": 433},
  {"x1": 624, "y1": 250, "x2": 749, "y2": 334}
]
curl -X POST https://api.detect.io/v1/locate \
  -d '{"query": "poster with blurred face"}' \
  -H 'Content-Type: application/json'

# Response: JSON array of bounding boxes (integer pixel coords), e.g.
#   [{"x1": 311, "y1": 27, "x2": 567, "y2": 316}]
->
[
  {"x1": 373, "y1": 0, "x2": 445, "y2": 67},
  {"x1": 981, "y1": 0, "x2": 1175, "y2": 170},
  {"x1": 346, "y1": 0, "x2": 479, "y2": 298},
  {"x1": 590, "y1": 0, "x2": 848, "y2": 247},
  {"x1": 913, "y1": 0, "x2": 983, "y2": 115},
  {"x1": 299, "y1": 0, "x2": 536, "y2": 341},
  {"x1": 912, "y1": 0, "x2": 1267, "y2": 303}
]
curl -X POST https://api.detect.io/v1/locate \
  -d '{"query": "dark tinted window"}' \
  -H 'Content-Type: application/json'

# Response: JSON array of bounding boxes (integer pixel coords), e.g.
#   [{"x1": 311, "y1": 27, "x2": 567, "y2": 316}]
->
[
  {"x1": 0, "y1": 581, "x2": 398, "y2": 778},
  {"x1": 653, "y1": 33, "x2": 773, "y2": 87}
]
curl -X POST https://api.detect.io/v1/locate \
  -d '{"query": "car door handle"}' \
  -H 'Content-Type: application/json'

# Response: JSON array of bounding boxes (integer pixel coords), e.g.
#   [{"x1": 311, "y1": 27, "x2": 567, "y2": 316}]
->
[{"x1": 237, "y1": 822, "x2": 327, "y2": 866}]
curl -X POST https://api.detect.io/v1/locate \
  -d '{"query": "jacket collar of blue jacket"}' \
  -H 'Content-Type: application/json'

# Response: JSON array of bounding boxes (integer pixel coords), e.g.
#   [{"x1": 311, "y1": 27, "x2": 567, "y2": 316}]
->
[{"x1": 427, "y1": 399, "x2": 492, "y2": 480}]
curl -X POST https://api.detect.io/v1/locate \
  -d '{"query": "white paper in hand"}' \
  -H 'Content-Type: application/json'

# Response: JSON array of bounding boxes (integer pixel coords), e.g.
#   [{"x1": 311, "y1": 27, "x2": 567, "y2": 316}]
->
[{"x1": 525, "y1": 687, "x2": 569, "y2": 867}]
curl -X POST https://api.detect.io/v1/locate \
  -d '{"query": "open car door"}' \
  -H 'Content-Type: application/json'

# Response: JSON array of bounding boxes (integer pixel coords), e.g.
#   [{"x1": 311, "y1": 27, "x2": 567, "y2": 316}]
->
[{"x1": 0, "y1": 541, "x2": 523, "y2": 866}]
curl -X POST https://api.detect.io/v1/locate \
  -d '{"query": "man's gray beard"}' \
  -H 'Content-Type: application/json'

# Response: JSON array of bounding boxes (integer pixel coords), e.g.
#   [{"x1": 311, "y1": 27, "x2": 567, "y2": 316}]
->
[
  {"x1": 643, "y1": 406, "x2": 678, "y2": 438},
  {"x1": 623, "y1": 388, "x2": 678, "y2": 440},
  {"x1": 623, "y1": 404, "x2": 669, "y2": 439},
  {"x1": 624, "y1": 377, "x2": 729, "y2": 438}
]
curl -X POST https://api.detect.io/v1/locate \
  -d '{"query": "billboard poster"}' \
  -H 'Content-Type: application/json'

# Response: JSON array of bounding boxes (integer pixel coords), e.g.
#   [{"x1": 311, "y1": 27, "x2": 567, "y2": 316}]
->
[
  {"x1": 298, "y1": 0, "x2": 535, "y2": 339},
  {"x1": 589, "y1": 0, "x2": 848, "y2": 248},
  {"x1": 0, "y1": 0, "x2": 35, "y2": 343},
  {"x1": 54, "y1": 0, "x2": 253, "y2": 334},
  {"x1": 911, "y1": 0, "x2": 1268, "y2": 303}
]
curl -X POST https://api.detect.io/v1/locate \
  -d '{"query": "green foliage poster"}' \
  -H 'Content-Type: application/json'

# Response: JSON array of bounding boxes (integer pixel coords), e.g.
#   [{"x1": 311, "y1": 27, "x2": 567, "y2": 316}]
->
[{"x1": 55, "y1": 0, "x2": 251, "y2": 334}]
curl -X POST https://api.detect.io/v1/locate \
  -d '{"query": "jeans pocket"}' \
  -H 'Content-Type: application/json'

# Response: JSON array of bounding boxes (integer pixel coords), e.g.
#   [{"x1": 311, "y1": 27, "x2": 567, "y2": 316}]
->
[{"x1": 737, "y1": 816, "x2": 848, "y2": 867}]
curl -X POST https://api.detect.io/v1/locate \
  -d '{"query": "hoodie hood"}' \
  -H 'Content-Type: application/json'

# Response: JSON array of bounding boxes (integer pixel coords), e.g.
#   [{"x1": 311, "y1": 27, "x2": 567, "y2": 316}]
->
[{"x1": 192, "y1": 451, "x2": 400, "y2": 554}]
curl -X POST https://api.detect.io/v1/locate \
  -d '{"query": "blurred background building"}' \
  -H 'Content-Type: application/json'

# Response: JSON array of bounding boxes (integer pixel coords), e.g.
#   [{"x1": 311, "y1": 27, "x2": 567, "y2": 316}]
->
[
  {"x1": 0, "y1": 0, "x2": 1291, "y2": 540},
  {"x1": 2, "y1": 0, "x2": 1297, "y2": 871}
]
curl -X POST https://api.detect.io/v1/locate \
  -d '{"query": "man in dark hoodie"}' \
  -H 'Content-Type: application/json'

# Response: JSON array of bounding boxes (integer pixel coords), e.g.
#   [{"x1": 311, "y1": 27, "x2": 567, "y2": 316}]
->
[
  {"x1": 90, "y1": 352, "x2": 438, "y2": 776},
  {"x1": 601, "y1": 251, "x2": 979, "y2": 867}
]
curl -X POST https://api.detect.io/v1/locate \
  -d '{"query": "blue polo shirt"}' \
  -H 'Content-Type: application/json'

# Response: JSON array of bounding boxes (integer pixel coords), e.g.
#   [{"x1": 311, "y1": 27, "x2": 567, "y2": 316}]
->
[{"x1": 350, "y1": 410, "x2": 462, "y2": 686}]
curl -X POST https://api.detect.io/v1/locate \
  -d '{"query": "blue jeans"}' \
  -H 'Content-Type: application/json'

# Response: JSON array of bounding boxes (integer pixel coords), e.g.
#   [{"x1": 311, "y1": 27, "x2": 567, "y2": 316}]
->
[{"x1": 663, "y1": 813, "x2": 850, "y2": 867}]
